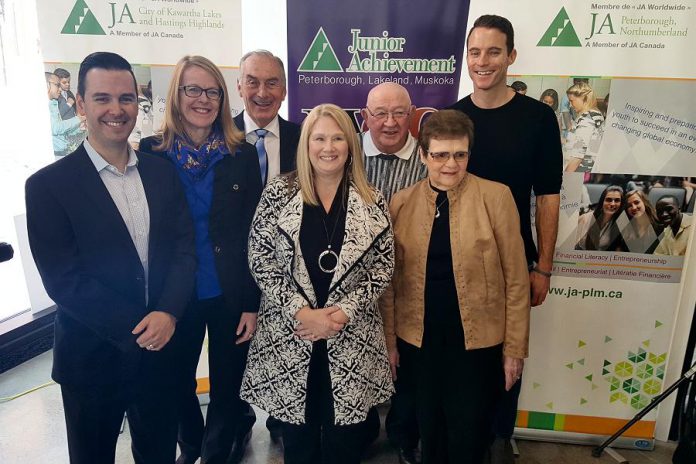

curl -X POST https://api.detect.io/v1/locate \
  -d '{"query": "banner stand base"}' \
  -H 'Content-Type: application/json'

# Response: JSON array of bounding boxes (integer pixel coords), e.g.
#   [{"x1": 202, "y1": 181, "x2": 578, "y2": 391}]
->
[
  {"x1": 604, "y1": 447, "x2": 629, "y2": 464},
  {"x1": 510, "y1": 438, "x2": 520, "y2": 457},
  {"x1": 512, "y1": 428, "x2": 654, "y2": 451}
]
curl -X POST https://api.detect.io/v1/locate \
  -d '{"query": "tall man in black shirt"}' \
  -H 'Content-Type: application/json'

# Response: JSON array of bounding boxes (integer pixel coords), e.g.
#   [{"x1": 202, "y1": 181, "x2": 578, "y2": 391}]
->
[{"x1": 449, "y1": 14, "x2": 563, "y2": 463}]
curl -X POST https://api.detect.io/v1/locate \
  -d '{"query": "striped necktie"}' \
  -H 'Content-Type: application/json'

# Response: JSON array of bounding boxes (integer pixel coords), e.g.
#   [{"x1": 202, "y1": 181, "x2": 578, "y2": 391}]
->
[{"x1": 255, "y1": 129, "x2": 268, "y2": 184}]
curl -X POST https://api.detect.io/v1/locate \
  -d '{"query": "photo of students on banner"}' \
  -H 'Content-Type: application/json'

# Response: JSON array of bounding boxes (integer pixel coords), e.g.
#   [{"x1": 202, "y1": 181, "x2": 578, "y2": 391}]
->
[
  {"x1": 128, "y1": 77, "x2": 154, "y2": 151},
  {"x1": 45, "y1": 65, "x2": 85, "y2": 158},
  {"x1": 506, "y1": 76, "x2": 609, "y2": 173},
  {"x1": 574, "y1": 174, "x2": 694, "y2": 256}
]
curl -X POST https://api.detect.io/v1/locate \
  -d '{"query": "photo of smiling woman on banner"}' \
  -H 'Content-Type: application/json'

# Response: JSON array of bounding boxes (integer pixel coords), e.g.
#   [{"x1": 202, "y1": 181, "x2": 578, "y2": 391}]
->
[{"x1": 575, "y1": 185, "x2": 626, "y2": 251}]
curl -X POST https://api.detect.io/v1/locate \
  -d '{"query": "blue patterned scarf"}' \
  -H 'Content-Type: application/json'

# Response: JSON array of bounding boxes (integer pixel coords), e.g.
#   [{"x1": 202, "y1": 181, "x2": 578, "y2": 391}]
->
[{"x1": 169, "y1": 131, "x2": 229, "y2": 180}]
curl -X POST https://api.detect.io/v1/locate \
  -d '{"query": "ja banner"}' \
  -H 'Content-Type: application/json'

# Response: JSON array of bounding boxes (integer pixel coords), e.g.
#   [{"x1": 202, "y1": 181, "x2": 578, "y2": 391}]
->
[
  {"x1": 466, "y1": 0, "x2": 696, "y2": 448},
  {"x1": 286, "y1": 0, "x2": 470, "y2": 127}
]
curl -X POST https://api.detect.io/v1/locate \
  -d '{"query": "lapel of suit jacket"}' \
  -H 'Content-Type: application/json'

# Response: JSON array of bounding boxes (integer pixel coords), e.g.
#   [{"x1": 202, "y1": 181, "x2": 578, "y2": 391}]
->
[
  {"x1": 276, "y1": 188, "x2": 318, "y2": 308},
  {"x1": 234, "y1": 112, "x2": 245, "y2": 132},
  {"x1": 278, "y1": 117, "x2": 290, "y2": 172},
  {"x1": 74, "y1": 145, "x2": 142, "y2": 266},
  {"x1": 329, "y1": 185, "x2": 389, "y2": 292}
]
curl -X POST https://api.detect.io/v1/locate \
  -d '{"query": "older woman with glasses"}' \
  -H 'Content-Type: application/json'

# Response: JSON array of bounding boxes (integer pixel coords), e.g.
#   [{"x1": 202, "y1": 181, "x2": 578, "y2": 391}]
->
[
  {"x1": 380, "y1": 110, "x2": 530, "y2": 464},
  {"x1": 139, "y1": 55, "x2": 262, "y2": 464}
]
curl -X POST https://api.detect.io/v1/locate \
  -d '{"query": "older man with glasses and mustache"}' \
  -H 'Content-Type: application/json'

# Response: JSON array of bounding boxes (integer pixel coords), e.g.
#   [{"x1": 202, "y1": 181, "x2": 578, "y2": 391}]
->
[{"x1": 361, "y1": 82, "x2": 427, "y2": 464}]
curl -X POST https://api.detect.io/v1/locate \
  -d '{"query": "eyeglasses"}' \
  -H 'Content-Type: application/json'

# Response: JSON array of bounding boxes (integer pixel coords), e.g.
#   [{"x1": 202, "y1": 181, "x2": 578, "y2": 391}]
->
[
  {"x1": 427, "y1": 151, "x2": 469, "y2": 163},
  {"x1": 178, "y1": 85, "x2": 223, "y2": 100},
  {"x1": 365, "y1": 107, "x2": 410, "y2": 121}
]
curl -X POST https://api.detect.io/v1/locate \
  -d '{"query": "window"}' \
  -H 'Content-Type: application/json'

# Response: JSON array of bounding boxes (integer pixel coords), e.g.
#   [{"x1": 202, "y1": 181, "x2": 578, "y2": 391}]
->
[{"x1": 0, "y1": 0, "x2": 54, "y2": 321}]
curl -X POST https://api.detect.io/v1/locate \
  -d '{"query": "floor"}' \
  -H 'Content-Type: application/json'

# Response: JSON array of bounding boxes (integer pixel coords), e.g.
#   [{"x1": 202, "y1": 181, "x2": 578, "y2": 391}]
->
[{"x1": 0, "y1": 351, "x2": 678, "y2": 463}]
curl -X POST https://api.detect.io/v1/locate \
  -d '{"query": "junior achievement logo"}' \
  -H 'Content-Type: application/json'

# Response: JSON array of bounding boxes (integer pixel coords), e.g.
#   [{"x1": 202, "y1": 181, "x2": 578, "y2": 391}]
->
[
  {"x1": 538, "y1": 7, "x2": 581, "y2": 47},
  {"x1": 298, "y1": 27, "x2": 456, "y2": 76},
  {"x1": 298, "y1": 28, "x2": 344, "y2": 72},
  {"x1": 61, "y1": 0, "x2": 106, "y2": 35}
]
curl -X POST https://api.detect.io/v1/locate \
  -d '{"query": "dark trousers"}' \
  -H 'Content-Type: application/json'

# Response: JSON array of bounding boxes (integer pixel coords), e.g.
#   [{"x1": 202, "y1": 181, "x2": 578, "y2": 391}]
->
[
  {"x1": 493, "y1": 375, "x2": 522, "y2": 439},
  {"x1": 175, "y1": 296, "x2": 255, "y2": 464},
  {"x1": 362, "y1": 363, "x2": 420, "y2": 452},
  {"x1": 385, "y1": 357, "x2": 420, "y2": 450},
  {"x1": 60, "y1": 372, "x2": 177, "y2": 464},
  {"x1": 400, "y1": 338, "x2": 502, "y2": 464},
  {"x1": 282, "y1": 340, "x2": 365, "y2": 464},
  {"x1": 282, "y1": 420, "x2": 365, "y2": 464}
]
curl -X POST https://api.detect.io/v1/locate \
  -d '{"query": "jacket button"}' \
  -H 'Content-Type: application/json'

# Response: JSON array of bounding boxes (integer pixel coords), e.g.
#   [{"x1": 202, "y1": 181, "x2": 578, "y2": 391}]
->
[
  {"x1": 232, "y1": 184, "x2": 239, "y2": 190},
  {"x1": 214, "y1": 246, "x2": 222, "y2": 253}
]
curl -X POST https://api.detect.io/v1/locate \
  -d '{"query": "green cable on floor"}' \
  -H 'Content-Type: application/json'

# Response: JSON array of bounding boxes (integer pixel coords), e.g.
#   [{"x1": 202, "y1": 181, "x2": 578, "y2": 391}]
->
[{"x1": 0, "y1": 381, "x2": 56, "y2": 403}]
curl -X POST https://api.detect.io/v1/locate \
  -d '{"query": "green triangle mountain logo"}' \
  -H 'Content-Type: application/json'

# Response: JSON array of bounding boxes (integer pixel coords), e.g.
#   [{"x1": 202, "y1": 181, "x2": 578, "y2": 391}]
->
[
  {"x1": 538, "y1": 7, "x2": 581, "y2": 47},
  {"x1": 61, "y1": 0, "x2": 106, "y2": 35},
  {"x1": 298, "y1": 28, "x2": 343, "y2": 72}
]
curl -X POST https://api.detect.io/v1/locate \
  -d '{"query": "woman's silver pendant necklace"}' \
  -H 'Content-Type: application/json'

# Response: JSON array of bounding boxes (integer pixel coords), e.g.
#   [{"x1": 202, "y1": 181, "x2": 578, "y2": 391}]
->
[
  {"x1": 318, "y1": 248, "x2": 339, "y2": 274},
  {"x1": 319, "y1": 207, "x2": 341, "y2": 274},
  {"x1": 434, "y1": 197, "x2": 448, "y2": 219}
]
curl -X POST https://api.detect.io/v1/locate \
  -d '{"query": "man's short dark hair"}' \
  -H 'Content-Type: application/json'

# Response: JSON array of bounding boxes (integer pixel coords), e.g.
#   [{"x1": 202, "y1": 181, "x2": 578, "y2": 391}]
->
[
  {"x1": 54, "y1": 68, "x2": 71, "y2": 79},
  {"x1": 511, "y1": 81, "x2": 527, "y2": 92},
  {"x1": 468, "y1": 14, "x2": 515, "y2": 54},
  {"x1": 77, "y1": 52, "x2": 137, "y2": 97},
  {"x1": 418, "y1": 109, "x2": 475, "y2": 152},
  {"x1": 657, "y1": 195, "x2": 680, "y2": 207}
]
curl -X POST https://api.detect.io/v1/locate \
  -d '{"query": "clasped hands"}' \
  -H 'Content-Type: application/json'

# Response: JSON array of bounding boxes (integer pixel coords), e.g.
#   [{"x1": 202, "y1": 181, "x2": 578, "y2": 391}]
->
[{"x1": 295, "y1": 305, "x2": 348, "y2": 341}]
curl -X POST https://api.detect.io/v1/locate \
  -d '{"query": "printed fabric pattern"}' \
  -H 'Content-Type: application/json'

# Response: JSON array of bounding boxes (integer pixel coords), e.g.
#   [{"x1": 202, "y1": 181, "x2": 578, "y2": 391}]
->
[{"x1": 241, "y1": 174, "x2": 395, "y2": 425}]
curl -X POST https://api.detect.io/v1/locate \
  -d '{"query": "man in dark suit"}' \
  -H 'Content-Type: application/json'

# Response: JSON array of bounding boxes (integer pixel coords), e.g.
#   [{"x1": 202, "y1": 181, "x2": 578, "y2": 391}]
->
[
  {"x1": 234, "y1": 50, "x2": 300, "y2": 441},
  {"x1": 234, "y1": 50, "x2": 300, "y2": 185},
  {"x1": 25, "y1": 52, "x2": 196, "y2": 464}
]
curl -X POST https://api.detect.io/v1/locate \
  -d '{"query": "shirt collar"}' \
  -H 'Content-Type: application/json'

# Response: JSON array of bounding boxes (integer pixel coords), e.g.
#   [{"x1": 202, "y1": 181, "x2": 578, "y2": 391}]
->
[
  {"x1": 84, "y1": 138, "x2": 138, "y2": 173},
  {"x1": 676, "y1": 214, "x2": 692, "y2": 236},
  {"x1": 243, "y1": 112, "x2": 279, "y2": 138},
  {"x1": 362, "y1": 131, "x2": 416, "y2": 160}
]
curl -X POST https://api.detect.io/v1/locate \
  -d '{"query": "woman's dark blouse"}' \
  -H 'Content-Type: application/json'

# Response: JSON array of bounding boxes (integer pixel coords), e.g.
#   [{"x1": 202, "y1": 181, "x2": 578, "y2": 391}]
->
[
  {"x1": 299, "y1": 179, "x2": 348, "y2": 425},
  {"x1": 424, "y1": 188, "x2": 465, "y2": 350}
]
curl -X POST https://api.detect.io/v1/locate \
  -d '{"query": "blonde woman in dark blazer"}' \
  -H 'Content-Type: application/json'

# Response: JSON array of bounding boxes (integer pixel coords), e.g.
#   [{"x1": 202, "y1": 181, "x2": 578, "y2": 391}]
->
[
  {"x1": 380, "y1": 110, "x2": 530, "y2": 464},
  {"x1": 242, "y1": 104, "x2": 394, "y2": 464}
]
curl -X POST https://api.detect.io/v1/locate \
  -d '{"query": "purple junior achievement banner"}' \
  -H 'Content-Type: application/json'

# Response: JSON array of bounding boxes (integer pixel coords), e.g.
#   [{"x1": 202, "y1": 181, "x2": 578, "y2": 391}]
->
[{"x1": 287, "y1": 0, "x2": 471, "y2": 131}]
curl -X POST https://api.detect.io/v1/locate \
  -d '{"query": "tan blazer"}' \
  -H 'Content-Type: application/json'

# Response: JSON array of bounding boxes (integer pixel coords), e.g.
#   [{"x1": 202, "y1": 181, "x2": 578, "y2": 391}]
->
[{"x1": 380, "y1": 174, "x2": 530, "y2": 359}]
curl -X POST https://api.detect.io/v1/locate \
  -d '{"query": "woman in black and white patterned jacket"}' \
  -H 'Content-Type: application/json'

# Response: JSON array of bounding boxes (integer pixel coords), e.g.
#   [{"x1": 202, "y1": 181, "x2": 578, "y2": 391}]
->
[{"x1": 241, "y1": 103, "x2": 394, "y2": 464}]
